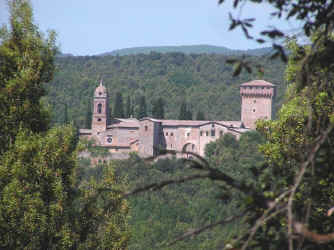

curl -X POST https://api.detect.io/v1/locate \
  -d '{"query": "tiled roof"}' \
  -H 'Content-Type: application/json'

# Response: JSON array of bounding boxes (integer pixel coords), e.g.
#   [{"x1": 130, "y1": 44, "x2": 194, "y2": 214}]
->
[
  {"x1": 241, "y1": 80, "x2": 274, "y2": 87},
  {"x1": 155, "y1": 119, "x2": 242, "y2": 128},
  {"x1": 108, "y1": 118, "x2": 140, "y2": 128}
]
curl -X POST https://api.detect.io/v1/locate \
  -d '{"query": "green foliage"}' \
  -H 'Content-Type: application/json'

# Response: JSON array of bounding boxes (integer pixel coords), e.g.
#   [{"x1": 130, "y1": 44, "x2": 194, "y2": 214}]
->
[
  {"x1": 113, "y1": 92, "x2": 124, "y2": 118},
  {"x1": 0, "y1": 0, "x2": 57, "y2": 154},
  {"x1": 109, "y1": 132, "x2": 264, "y2": 249},
  {"x1": 85, "y1": 101, "x2": 92, "y2": 129},
  {"x1": 178, "y1": 102, "x2": 187, "y2": 120},
  {"x1": 151, "y1": 97, "x2": 165, "y2": 119},
  {"x1": 125, "y1": 95, "x2": 132, "y2": 118},
  {"x1": 100, "y1": 45, "x2": 273, "y2": 56},
  {"x1": 47, "y1": 53, "x2": 286, "y2": 126},
  {"x1": 195, "y1": 110, "x2": 205, "y2": 120},
  {"x1": 137, "y1": 95, "x2": 147, "y2": 119},
  {"x1": 0, "y1": 126, "x2": 129, "y2": 249},
  {"x1": 0, "y1": 1, "x2": 129, "y2": 249}
]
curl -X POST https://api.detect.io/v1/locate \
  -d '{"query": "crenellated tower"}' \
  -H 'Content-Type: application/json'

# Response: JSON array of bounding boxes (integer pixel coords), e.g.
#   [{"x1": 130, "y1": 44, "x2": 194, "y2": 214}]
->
[
  {"x1": 240, "y1": 80, "x2": 275, "y2": 129},
  {"x1": 91, "y1": 80, "x2": 110, "y2": 133}
]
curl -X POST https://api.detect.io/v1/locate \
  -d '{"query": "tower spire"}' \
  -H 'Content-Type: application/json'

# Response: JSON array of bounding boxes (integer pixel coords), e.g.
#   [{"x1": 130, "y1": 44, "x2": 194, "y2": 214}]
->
[{"x1": 99, "y1": 77, "x2": 103, "y2": 87}]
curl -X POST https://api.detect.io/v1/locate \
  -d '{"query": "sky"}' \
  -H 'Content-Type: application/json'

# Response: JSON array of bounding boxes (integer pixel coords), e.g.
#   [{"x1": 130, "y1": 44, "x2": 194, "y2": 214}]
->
[{"x1": 0, "y1": 0, "x2": 301, "y2": 56}]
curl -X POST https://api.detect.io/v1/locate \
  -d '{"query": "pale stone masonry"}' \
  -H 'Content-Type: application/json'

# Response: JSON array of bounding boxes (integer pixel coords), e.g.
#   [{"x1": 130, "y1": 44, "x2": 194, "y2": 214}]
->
[{"x1": 80, "y1": 79, "x2": 275, "y2": 158}]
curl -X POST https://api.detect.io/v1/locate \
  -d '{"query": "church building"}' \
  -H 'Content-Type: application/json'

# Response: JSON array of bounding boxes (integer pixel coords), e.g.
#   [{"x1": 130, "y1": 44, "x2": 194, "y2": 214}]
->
[{"x1": 79, "y1": 80, "x2": 275, "y2": 158}]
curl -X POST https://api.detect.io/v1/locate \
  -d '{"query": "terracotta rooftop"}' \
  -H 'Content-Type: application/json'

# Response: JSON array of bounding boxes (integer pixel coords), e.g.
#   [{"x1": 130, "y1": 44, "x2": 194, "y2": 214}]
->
[
  {"x1": 156, "y1": 119, "x2": 242, "y2": 128},
  {"x1": 241, "y1": 80, "x2": 275, "y2": 87},
  {"x1": 108, "y1": 121, "x2": 140, "y2": 128},
  {"x1": 107, "y1": 118, "x2": 242, "y2": 129}
]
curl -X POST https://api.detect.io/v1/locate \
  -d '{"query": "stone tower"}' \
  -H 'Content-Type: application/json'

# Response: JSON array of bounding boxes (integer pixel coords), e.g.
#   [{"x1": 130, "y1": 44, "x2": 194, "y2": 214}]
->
[
  {"x1": 240, "y1": 80, "x2": 275, "y2": 129},
  {"x1": 91, "y1": 80, "x2": 110, "y2": 133}
]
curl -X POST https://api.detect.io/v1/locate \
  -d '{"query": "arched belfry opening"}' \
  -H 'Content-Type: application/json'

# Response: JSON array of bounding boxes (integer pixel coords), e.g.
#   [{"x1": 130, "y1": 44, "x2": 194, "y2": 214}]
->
[
  {"x1": 97, "y1": 103, "x2": 102, "y2": 114},
  {"x1": 91, "y1": 79, "x2": 110, "y2": 132}
]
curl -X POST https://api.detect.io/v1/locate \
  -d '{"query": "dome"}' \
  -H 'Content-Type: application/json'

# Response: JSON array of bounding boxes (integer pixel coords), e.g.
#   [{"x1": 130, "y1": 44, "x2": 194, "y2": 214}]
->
[{"x1": 94, "y1": 80, "x2": 107, "y2": 97}]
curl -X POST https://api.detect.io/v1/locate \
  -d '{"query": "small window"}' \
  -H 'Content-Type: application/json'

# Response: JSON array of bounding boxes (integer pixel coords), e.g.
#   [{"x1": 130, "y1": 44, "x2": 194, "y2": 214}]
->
[
  {"x1": 253, "y1": 100, "x2": 256, "y2": 103},
  {"x1": 170, "y1": 144, "x2": 173, "y2": 149},
  {"x1": 97, "y1": 118, "x2": 102, "y2": 122},
  {"x1": 192, "y1": 144, "x2": 195, "y2": 150},
  {"x1": 99, "y1": 92, "x2": 102, "y2": 96},
  {"x1": 253, "y1": 109, "x2": 256, "y2": 112},
  {"x1": 211, "y1": 123, "x2": 215, "y2": 128},
  {"x1": 211, "y1": 130, "x2": 215, "y2": 137},
  {"x1": 171, "y1": 132, "x2": 174, "y2": 136},
  {"x1": 166, "y1": 132, "x2": 169, "y2": 136},
  {"x1": 206, "y1": 131, "x2": 209, "y2": 136},
  {"x1": 220, "y1": 131, "x2": 223, "y2": 136},
  {"x1": 200, "y1": 131, "x2": 203, "y2": 136},
  {"x1": 145, "y1": 125, "x2": 148, "y2": 131},
  {"x1": 107, "y1": 137, "x2": 112, "y2": 143},
  {"x1": 187, "y1": 132, "x2": 190, "y2": 137}
]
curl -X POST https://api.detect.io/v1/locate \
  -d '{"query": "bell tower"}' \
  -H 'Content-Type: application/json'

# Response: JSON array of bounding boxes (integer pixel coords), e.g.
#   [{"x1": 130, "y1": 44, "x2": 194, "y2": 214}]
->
[
  {"x1": 240, "y1": 80, "x2": 275, "y2": 129},
  {"x1": 92, "y1": 80, "x2": 110, "y2": 133}
]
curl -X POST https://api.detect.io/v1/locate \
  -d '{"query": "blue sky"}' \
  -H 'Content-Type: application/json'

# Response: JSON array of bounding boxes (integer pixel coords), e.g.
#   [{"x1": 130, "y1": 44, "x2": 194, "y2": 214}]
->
[{"x1": 0, "y1": 0, "x2": 301, "y2": 55}]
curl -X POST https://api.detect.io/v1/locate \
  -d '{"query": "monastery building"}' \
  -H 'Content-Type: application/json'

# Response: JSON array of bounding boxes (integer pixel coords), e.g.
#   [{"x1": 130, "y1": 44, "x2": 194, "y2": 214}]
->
[{"x1": 79, "y1": 80, "x2": 275, "y2": 158}]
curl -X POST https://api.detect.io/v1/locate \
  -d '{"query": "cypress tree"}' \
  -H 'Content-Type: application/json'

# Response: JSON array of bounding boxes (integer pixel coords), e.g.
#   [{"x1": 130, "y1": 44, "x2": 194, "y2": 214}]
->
[
  {"x1": 196, "y1": 110, "x2": 205, "y2": 120},
  {"x1": 138, "y1": 95, "x2": 147, "y2": 119},
  {"x1": 113, "y1": 92, "x2": 124, "y2": 118},
  {"x1": 85, "y1": 101, "x2": 92, "y2": 129},
  {"x1": 152, "y1": 97, "x2": 165, "y2": 119},
  {"x1": 125, "y1": 95, "x2": 132, "y2": 118},
  {"x1": 179, "y1": 102, "x2": 193, "y2": 120},
  {"x1": 185, "y1": 109, "x2": 193, "y2": 120}
]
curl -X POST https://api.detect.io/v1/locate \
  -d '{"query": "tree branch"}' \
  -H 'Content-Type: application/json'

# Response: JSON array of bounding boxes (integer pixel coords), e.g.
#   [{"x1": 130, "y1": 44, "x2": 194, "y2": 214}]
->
[
  {"x1": 122, "y1": 173, "x2": 210, "y2": 198},
  {"x1": 167, "y1": 211, "x2": 248, "y2": 247},
  {"x1": 287, "y1": 124, "x2": 334, "y2": 250}
]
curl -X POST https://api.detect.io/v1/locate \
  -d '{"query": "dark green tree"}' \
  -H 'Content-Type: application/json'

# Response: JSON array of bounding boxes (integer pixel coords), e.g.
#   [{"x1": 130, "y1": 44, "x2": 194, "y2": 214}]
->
[
  {"x1": 178, "y1": 101, "x2": 187, "y2": 120},
  {"x1": 151, "y1": 97, "x2": 165, "y2": 119},
  {"x1": 64, "y1": 103, "x2": 69, "y2": 124},
  {"x1": 0, "y1": 0, "x2": 56, "y2": 155},
  {"x1": 185, "y1": 109, "x2": 192, "y2": 120},
  {"x1": 125, "y1": 95, "x2": 132, "y2": 118},
  {"x1": 137, "y1": 95, "x2": 147, "y2": 119},
  {"x1": 196, "y1": 110, "x2": 205, "y2": 120},
  {"x1": 0, "y1": 1, "x2": 129, "y2": 249},
  {"x1": 113, "y1": 92, "x2": 124, "y2": 118},
  {"x1": 85, "y1": 101, "x2": 92, "y2": 129}
]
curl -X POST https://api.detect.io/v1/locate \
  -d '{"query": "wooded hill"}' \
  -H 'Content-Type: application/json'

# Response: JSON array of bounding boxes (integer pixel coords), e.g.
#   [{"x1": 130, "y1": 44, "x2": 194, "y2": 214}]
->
[
  {"x1": 98, "y1": 44, "x2": 273, "y2": 56},
  {"x1": 47, "y1": 51, "x2": 286, "y2": 126}
]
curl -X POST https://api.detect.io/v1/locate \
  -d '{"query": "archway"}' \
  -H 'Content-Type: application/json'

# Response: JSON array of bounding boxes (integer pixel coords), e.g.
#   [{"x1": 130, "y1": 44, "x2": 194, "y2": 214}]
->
[{"x1": 182, "y1": 143, "x2": 198, "y2": 158}]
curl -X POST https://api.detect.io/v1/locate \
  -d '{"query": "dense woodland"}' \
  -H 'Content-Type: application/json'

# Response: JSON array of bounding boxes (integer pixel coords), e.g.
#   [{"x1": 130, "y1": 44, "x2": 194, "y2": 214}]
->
[
  {"x1": 47, "y1": 52, "x2": 286, "y2": 126},
  {"x1": 79, "y1": 132, "x2": 264, "y2": 250}
]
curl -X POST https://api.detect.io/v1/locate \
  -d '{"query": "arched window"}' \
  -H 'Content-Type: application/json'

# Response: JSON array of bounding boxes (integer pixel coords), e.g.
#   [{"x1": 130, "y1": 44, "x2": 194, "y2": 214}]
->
[{"x1": 97, "y1": 103, "x2": 102, "y2": 113}]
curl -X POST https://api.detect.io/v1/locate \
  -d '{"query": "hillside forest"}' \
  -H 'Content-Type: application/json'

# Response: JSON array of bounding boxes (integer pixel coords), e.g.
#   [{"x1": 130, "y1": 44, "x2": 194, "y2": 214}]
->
[{"x1": 47, "y1": 52, "x2": 286, "y2": 126}]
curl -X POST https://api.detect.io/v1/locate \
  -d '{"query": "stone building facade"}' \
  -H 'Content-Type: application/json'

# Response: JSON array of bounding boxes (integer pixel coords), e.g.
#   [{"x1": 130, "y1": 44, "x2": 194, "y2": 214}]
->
[{"x1": 80, "y1": 80, "x2": 275, "y2": 158}]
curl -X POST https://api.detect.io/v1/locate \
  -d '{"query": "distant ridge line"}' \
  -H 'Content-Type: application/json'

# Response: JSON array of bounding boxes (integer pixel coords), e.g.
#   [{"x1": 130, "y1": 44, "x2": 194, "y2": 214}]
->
[{"x1": 97, "y1": 44, "x2": 273, "y2": 57}]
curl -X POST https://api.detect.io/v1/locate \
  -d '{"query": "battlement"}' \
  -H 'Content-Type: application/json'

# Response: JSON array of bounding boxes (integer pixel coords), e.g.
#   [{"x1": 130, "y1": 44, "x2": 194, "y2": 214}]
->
[
  {"x1": 240, "y1": 80, "x2": 275, "y2": 129},
  {"x1": 240, "y1": 80, "x2": 275, "y2": 98},
  {"x1": 240, "y1": 86, "x2": 274, "y2": 98}
]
